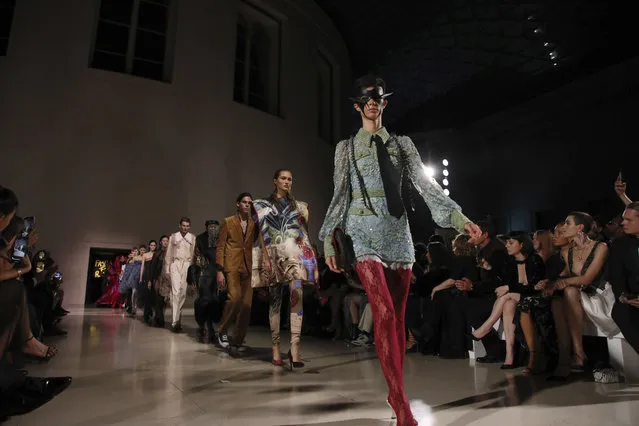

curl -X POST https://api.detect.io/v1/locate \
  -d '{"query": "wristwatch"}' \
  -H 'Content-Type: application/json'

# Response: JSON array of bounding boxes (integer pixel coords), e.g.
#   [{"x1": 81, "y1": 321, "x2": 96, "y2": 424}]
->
[{"x1": 17, "y1": 269, "x2": 22, "y2": 277}]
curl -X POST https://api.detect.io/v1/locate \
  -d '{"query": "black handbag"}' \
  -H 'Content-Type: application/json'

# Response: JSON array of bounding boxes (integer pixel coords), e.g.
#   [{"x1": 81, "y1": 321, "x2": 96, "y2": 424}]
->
[
  {"x1": 332, "y1": 227, "x2": 356, "y2": 275},
  {"x1": 186, "y1": 264, "x2": 201, "y2": 286}
]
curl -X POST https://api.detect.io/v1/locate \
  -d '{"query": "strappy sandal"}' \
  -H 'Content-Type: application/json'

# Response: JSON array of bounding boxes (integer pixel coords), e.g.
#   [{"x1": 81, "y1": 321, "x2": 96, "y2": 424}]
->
[{"x1": 23, "y1": 335, "x2": 57, "y2": 362}]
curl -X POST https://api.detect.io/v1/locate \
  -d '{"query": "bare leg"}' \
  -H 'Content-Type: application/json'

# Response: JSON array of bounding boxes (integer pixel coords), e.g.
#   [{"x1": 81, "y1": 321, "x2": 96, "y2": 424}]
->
[
  {"x1": 551, "y1": 296, "x2": 572, "y2": 376},
  {"x1": 472, "y1": 294, "x2": 510, "y2": 339},
  {"x1": 563, "y1": 287, "x2": 586, "y2": 365},
  {"x1": 348, "y1": 294, "x2": 361, "y2": 329},
  {"x1": 20, "y1": 294, "x2": 56, "y2": 358},
  {"x1": 502, "y1": 299, "x2": 518, "y2": 366},
  {"x1": 520, "y1": 311, "x2": 538, "y2": 372}
]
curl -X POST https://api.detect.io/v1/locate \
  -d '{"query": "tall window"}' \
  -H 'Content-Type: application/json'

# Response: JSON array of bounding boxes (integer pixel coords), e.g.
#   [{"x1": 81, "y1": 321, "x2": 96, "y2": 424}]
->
[
  {"x1": 317, "y1": 52, "x2": 334, "y2": 143},
  {"x1": 233, "y1": 2, "x2": 281, "y2": 115},
  {"x1": 90, "y1": 0, "x2": 174, "y2": 82},
  {"x1": 0, "y1": 0, "x2": 16, "y2": 56}
]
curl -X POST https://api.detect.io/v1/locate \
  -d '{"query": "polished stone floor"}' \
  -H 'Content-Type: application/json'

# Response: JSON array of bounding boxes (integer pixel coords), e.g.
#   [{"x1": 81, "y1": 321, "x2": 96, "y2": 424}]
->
[{"x1": 8, "y1": 308, "x2": 639, "y2": 426}]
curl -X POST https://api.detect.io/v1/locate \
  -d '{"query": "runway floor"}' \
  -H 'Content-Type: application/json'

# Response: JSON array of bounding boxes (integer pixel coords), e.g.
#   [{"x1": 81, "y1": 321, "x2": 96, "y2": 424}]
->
[{"x1": 8, "y1": 308, "x2": 639, "y2": 425}]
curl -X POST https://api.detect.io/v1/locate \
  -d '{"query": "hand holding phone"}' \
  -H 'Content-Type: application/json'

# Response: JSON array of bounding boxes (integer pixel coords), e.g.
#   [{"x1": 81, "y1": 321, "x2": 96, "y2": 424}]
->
[
  {"x1": 614, "y1": 171, "x2": 627, "y2": 197},
  {"x1": 11, "y1": 237, "x2": 29, "y2": 264}
]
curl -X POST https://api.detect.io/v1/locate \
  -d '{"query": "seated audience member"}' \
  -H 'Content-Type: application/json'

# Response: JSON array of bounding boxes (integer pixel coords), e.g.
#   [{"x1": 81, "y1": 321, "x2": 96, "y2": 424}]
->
[
  {"x1": 472, "y1": 232, "x2": 545, "y2": 369},
  {"x1": 404, "y1": 241, "x2": 452, "y2": 352},
  {"x1": 429, "y1": 234, "x2": 479, "y2": 357},
  {"x1": 604, "y1": 215, "x2": 626, "y2": 242},
  {"x1": 609, "y1": 202, "x2": 639, "y2": 354},
  {"x1": 517, "y1": 226, "x2": 568, "y2": 374},
  {"x1": 0, "y1": 199, "x2": 71, "y2": 421},
  {"x1": 548, "y1": 212, "x2": 608, "y2": 379},
  {"x1": 351, "y1": 302, "x2": 374, "y2": 347},
  {"x1": 26, "y1": 250, "x2": 67, "y2": 337},
  {"x1": 449, "y1": 218, "x2": 510, "y2": 363},
  {"x1": 533, "y1": 230, "x2": 554, "y2": 263},
  {"x1": 412, "y1": 242, "x2": 428, "y2": 278},
  {"x1": 344, "y1": 274, "x2": 367, "y2": 341},
  {"x1": 318, "y1": 264, "x2": 350, "y2": 338}
]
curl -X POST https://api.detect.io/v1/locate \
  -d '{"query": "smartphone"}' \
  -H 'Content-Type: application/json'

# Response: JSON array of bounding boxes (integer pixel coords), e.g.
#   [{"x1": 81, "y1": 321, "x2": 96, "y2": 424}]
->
[
  {"x1": 11, "y1": 237, "x2": 29, "y2": 264},
  {"x1": 22, "y1": 216, "x2": 36, "y2": 236}
]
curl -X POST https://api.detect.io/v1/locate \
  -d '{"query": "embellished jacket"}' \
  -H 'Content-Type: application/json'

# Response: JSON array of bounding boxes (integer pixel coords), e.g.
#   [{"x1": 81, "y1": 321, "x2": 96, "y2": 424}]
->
[{"x1": 318, "y1": 127, "x2": 470, "y2": 265}]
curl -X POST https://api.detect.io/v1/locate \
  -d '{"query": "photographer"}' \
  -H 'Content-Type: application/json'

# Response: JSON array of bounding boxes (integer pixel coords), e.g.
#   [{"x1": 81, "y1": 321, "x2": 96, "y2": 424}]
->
[{"x1": 0, "y1": 187, "x2": 71, "y2": 421}]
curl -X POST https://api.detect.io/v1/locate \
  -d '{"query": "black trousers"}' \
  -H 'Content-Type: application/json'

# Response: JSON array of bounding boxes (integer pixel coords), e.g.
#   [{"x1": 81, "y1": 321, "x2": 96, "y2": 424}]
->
[
  {"x1": 143, "y1": 284, "x2": 166, "y2": 326},
  {"x1": 423, "y1": 289, "x2": 460, "y2": 356},
  {"x1": 194, "y1": 267, "x2": 224, "y2": 332},
  {"x1": 446, "y1": 293, "x2": 503, "y2": 358},
  {"x1": 612, "y1": 302, "x2": 639, "y2": 355}
]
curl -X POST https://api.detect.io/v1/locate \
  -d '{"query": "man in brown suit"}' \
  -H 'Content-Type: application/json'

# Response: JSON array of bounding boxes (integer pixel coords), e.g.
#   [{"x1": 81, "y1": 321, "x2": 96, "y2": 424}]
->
[{"x1": 216, "y1": 192, "x2": 258, "y2": 351}]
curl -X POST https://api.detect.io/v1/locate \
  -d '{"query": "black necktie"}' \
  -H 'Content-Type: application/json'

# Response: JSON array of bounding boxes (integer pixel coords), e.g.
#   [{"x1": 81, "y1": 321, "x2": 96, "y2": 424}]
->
[{"x1": 371, "y1": 135, "x2": 404, "y2": 218}]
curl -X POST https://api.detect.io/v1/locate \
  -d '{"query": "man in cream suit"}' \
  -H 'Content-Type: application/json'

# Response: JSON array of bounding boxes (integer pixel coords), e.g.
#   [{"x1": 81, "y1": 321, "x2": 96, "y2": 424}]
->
[{"x1": 164, "y1": 217, "x2": 196, "y2": 332}]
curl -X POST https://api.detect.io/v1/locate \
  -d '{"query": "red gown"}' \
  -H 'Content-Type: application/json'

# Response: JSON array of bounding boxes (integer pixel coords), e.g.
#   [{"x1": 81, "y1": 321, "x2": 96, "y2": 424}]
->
[{"x1": 95, "y1": 256, "x2": 124, "y2": 308}]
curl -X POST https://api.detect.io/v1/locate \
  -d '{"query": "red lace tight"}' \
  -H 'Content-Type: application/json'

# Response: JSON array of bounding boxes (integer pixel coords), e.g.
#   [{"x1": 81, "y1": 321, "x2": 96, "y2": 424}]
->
[{"x1": 355, "y1": 260, "x2": 416, "y2": 426}]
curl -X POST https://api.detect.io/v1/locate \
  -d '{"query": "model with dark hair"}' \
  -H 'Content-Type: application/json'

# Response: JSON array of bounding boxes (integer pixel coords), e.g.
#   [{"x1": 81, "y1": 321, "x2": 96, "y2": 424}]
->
[
  {"x1": 319, "y1": 75, "x2": 481, "y2": 425},
  {"x1": 216, "y1": 193, "x2": 258, "y2": 351},
  {"x1": 251, "y1": 169, "x2": 318, "y2": 368}
]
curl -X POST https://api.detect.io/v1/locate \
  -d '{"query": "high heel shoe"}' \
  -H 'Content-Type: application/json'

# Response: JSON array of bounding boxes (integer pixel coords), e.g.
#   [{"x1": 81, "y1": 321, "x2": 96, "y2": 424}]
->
[
  {"x1": 272, "y1": 345, "x2": 283, "y2": 366},
  {"x1": 571, "y1": 354, "x2": 588, "y2": 372},
  {"x1": 287, "y1": 350, "x2": 305, "y2": 370}
]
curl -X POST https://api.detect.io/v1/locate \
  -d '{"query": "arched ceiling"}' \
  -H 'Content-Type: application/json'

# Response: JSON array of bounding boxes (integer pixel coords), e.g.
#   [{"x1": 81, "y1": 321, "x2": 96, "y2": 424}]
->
[{"x1": 315, "y1": 0, "x2": 636, "y2": 131}]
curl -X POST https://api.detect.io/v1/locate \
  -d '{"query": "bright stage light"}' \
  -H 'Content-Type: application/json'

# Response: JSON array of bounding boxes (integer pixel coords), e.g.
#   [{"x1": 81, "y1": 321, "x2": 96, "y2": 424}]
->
[
  {"x1": 422, "y1": 165, "x2": 435, "y2": 178},
  {"x1": 443, "y1": 169, "x2": 449, "y2": 177},
  {"x1": 444, "y1": 189, "x2": 450, "y2": 196},
  {"x1": 442, "y1": 178, "x2": 449, "y2": 186},
  {"x1": 442, "y1": 159, "x2": 449, "y2": 167}
]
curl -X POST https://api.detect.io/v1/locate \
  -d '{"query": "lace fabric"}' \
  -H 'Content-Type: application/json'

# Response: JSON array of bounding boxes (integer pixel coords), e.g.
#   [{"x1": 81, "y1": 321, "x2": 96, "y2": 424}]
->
[{"x1": 355, "y1": 260, "x2": 416, "y2": 426}]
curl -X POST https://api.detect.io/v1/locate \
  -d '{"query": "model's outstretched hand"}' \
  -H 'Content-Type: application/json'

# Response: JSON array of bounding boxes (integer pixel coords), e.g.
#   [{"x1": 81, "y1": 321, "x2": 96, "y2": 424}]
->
[
  {"x1": 326, "y1": 255, "x2": 343, "y2": 273},
  {"x1": 464, "y1": 222, "x2": 483, "y2": 244}
]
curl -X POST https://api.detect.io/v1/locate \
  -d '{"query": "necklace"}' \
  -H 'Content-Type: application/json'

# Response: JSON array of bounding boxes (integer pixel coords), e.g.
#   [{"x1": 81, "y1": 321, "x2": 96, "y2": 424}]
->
[{"x1": 573, "y1": 241, "x2": 593, "y2": 262}]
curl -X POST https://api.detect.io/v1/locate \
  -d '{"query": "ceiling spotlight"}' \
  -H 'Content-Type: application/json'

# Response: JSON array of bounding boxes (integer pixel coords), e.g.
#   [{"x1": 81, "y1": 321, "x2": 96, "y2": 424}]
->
[
  {"x1": 527, "y1": 15, "x2": 536, "y2": 21},
  {"x1": 442, "y1": 159, "x2": 449, "y2": 167},
  {"x1": 553, "y1": 62, "x2": 559, "y2": 67},
  {"x1": 549, "y1": 50, "x2": 559, "y2": 60},
  {"x1": 444, "y1": 189, "x2": 450, "y2": 196},
  {"x1": 443, "y1": 178, "x2": 449, "y2": 186},
  {"x1": 423, "y1": 165, "x2": 435, "y2": 178},
  {"x1": 443, "y1": 169, "x2": 449, "y2": 177},
  {"x1": 544, "y1": 42, "x2": 550, "y2": 47},
  {"x1": 533, "y1": 27, "x2": 543, "y2": 35}
]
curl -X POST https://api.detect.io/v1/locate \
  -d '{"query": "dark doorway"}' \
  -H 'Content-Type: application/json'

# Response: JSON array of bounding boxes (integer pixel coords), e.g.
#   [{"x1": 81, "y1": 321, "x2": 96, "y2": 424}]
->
[{"x1": 85, "y1": 247, "x2": 130, "y2": 306}]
